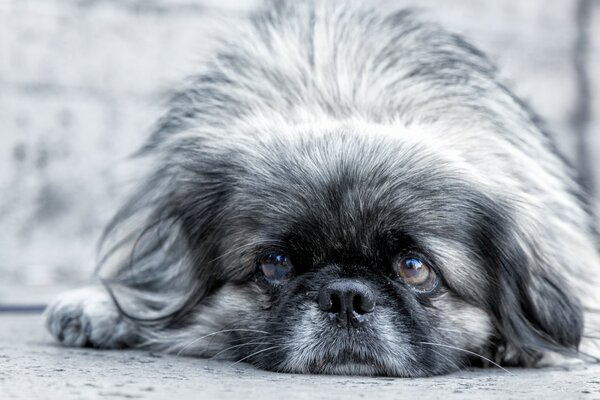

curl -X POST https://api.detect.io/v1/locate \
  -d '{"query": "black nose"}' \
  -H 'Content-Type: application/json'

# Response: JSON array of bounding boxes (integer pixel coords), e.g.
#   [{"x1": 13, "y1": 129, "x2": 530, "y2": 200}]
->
[{"x1": 318, "y1": 279, "x2": 376, "y2": 327}]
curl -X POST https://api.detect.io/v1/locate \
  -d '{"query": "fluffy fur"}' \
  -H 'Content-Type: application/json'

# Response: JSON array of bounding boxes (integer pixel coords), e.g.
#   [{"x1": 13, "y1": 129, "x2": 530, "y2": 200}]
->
[{"x1": 46, "y1": 1, "x2": 600, "y2": 376}]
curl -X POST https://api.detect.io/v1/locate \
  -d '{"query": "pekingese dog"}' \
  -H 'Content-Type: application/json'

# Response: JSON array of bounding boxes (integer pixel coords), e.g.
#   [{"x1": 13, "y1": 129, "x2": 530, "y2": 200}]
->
[{"x1": 46, "y1": 1, "x2": 600, "y2": 376}]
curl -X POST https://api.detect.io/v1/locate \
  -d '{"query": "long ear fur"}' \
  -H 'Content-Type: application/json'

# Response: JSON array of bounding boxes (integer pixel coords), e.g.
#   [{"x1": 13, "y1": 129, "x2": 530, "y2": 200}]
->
[
  {"x1": 480, "y1": 210, "x2": 584, "y2": 365},
  {"x1": 96, "y1": 142, "x2": 234, "y2": 326}
]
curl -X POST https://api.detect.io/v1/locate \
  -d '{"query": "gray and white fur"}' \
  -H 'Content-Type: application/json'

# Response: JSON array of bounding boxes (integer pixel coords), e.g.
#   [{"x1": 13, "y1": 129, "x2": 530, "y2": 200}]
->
[{"x1": 45, "y1": 0, "x2": 600, "y2": 376}]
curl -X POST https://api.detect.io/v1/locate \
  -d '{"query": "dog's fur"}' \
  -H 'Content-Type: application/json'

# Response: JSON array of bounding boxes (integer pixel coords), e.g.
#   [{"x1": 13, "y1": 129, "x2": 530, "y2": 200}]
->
[{"x1": 46, "y1": 1, "x2": 600, "y2": 376}]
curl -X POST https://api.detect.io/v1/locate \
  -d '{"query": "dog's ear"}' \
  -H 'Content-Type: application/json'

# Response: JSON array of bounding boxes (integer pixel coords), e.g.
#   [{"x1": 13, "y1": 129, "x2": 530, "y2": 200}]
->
[
  {"x1": 97, "y1": 146, "x2": 235, "y2": 324},
  {"x1": 484, "y1": 221, "x2": 584, "y2": 364}
]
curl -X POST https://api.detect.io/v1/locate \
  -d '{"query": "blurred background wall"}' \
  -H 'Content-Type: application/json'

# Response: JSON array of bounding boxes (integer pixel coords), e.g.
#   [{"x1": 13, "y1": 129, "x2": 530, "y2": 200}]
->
[{"x1": 1, "y1": 0, "x2": 599, "y2": 303}]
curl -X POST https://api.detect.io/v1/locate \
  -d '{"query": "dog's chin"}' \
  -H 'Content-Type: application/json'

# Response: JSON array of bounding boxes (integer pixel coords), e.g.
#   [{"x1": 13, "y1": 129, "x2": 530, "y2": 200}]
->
[
  {"x1": 269, "y1": 343, "x2": 397, "y2": 376},
  {"x1": 309, "y1": 362, "x2": 380, "y2": 377},
  {"x1": 303, "y1": 345, "x2": 404, "y2": 376},
  {"x1": 270, "y1": 338, "x2": 440, "y2": 377}
]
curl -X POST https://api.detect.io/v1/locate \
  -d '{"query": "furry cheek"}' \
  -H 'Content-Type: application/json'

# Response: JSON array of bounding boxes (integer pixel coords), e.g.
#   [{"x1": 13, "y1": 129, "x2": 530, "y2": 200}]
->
[
  {"x1": 146, "y1": 282, "x2": 272, "y2": 358},
  {"x1": 428, "y1": 292, "x2": 493, "y2": 352}
]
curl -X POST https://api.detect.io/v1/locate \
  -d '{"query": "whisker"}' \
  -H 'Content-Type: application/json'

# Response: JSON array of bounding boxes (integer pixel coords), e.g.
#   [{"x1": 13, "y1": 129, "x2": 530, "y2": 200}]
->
[
  {"x1": 417, "y1": 341, "x2": 513, "y2": 375},
  {"x1": 229, "y1": 345, "x2": 282, "y2": 367},
  {"x1": 575, "y1": 349, "x2": 600, "y2": 364},
  {"x1": 431, "y1": 327, "x2": 465, "y2": 335},
  {"x1": 210, "y1": 341, "x2": 276, "y2": 360},
  {"x1": 175, "y1": 329, "x2": 269, "y2": 357},
  {"x1": 427, "y1": 348, "x2": 462, "y2": 372}
]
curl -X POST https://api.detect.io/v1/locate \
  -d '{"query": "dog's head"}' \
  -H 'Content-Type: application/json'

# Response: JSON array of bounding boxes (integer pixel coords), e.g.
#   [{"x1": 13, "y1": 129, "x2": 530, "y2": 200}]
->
[{"x1": 103, "y1": 123, "x2": 584, "y2": 376}]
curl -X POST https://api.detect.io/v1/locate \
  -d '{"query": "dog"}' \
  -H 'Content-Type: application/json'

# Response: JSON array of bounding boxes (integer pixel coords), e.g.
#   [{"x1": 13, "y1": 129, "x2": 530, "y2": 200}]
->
[{"x1": 45, "y1": 0, "x2": 600, "y2": 376}]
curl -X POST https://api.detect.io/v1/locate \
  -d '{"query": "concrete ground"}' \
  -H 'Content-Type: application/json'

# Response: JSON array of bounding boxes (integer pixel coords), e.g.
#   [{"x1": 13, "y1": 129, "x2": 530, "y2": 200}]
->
[{"x1": 2, "y1": 314, "x2": 600, "y2": 399}]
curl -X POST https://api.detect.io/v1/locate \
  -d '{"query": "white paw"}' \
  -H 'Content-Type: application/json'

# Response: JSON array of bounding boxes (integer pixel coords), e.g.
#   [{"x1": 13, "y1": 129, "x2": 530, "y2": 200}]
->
[
  {"x1": 537, "y1": 351, "x2": 586, "y2": 368},
  {"x1": 45, "y1": 286, "x2": 133, "y2": 348}
]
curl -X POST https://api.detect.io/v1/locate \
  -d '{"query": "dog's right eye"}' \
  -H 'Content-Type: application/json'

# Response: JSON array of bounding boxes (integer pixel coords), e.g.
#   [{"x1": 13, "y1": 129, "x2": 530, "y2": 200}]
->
[{"x1": 258, "y1": 253, "x2": 294, "y2": 284}]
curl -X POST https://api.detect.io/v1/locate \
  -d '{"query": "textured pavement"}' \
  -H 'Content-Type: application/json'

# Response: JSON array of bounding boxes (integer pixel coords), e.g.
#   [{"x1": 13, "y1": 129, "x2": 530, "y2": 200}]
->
[{"x1": 2, "y1": 314, "x2": 600, "y2": 399}]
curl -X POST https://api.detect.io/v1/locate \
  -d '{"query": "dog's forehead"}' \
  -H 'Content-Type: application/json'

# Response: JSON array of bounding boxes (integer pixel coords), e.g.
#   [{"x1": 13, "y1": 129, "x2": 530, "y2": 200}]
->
[{"x1": 235, "y1": 131, "x2": 489, "y2": 259}]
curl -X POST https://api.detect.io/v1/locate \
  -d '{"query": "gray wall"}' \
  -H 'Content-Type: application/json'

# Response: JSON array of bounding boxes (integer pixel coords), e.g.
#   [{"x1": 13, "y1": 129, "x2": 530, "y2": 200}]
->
[{"x1": 1, "y1": 0, "x2": 599, "y2": 302}]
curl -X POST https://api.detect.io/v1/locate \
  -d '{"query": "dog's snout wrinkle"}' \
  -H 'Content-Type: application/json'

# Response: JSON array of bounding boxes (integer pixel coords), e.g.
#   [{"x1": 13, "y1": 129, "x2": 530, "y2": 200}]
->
[{"x1": 318, "y1": 279, "x2": 375, "y2": 327}]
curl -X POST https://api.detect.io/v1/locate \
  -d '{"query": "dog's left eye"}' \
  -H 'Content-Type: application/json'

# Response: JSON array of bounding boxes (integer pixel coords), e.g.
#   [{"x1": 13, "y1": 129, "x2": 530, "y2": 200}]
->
[
  {"x1": 394, "y1": 256, "x2": 438, "y2": 293},
  {"x1": 258, "y1": 253, "x2": 294, "y2": 284}
]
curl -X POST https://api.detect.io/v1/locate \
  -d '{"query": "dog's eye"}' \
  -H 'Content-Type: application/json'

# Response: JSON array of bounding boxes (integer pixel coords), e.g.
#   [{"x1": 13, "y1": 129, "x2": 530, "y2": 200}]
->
[
  {"x1": 258, "y1": 253, "x2": 294, "y2": 284},
  {"x1": 394, "y1": 257, "x2": 438, "y2": 292}
]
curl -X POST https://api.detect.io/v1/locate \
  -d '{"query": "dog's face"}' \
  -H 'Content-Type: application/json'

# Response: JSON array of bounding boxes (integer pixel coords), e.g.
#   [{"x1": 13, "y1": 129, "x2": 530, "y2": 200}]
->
[
  {"x1": 149, "y1": 124, "x2": 579, "y2": 376},
  {"x1": 103, "y1": 121, "x2": 586, "y2": 376},
  {"x1": 215, "y1": 128, "x2": 490, "y2": 376}
]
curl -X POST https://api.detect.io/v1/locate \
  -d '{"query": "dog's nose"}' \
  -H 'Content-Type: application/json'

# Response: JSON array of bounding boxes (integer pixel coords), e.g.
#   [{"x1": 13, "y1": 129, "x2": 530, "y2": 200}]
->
[{"x1": 318, "y1": 279, "x2": 375, "y2": 326}]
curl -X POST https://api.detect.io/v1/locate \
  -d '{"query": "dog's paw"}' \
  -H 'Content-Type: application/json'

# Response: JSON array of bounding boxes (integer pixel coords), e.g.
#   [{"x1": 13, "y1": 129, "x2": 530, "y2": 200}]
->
[{"x1": 45, "y1": 286, "x2": 133, "y2": 348}]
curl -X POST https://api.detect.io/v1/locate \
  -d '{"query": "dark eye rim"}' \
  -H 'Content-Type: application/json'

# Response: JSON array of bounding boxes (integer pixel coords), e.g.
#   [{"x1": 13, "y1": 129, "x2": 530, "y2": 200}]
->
[{"x1": 392, "y1": 253, "x2": 441, "y2": 295}]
